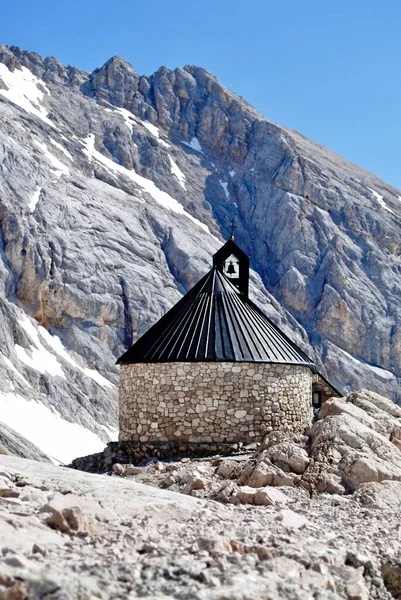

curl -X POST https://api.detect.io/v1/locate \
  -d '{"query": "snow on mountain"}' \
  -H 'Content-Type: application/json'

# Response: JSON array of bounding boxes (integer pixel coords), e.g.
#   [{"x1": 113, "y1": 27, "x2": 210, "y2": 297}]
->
[
  {"x1": 0, "y1": 63, "x2": 54, "y2": 128},
  {"x1": 367, "y1": 186, "x2": 395, "y2": 215},
  {"x1": 0, "y1": 44, "x2": 400, "y2": 460},
  {"x1": 0, "y1": 304, "x2": 117, "y2": 462},
  {"x1": 0, "y1": 391, "x2": 108, "y2": 464},
  {"x1": 181, "y1": 137, "x2": 204, "y2": 153}
]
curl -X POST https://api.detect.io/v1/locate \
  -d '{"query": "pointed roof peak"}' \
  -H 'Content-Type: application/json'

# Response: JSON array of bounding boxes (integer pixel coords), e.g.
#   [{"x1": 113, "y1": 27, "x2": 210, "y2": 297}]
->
[
  {"x1": 214, "y1": 236, "x2": 248, "y2": 257},
  {"x1": 117, "y1": 264, "x2": 314, "y2": 366}
]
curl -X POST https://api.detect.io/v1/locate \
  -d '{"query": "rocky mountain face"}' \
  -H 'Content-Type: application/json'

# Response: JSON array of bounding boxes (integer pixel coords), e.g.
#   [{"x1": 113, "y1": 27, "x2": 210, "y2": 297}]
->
[
  {"x1": 0, "y1": 422, "x2": 50, "y2": 462},
  {"x1": 0, "y1": 45, "x2": 400, "y2": 460}
]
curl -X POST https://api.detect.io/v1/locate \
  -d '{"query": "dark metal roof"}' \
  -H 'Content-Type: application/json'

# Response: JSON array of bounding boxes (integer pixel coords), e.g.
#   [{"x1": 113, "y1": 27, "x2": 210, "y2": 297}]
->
[{"x1": 117, "y1": 266, "x2": 315, "y2": 366}]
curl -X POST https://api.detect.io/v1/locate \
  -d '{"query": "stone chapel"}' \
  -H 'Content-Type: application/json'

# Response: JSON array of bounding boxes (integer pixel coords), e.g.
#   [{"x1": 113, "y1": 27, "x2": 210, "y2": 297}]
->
[{"x1": 117, "y1": 237, "x2": 339, "y2": 445}]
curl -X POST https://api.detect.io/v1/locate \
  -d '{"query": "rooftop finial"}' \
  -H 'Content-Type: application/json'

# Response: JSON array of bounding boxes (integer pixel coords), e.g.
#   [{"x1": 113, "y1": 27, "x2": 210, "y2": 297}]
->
[{"x1": 230, "y1": 219, "x2": 236, "y2": 240}]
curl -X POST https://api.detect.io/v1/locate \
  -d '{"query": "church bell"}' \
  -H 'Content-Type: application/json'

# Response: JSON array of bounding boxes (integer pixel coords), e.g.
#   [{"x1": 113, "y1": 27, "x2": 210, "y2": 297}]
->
[{"x1": 226, "y1": 261, "x2": 236, "y2": 275}]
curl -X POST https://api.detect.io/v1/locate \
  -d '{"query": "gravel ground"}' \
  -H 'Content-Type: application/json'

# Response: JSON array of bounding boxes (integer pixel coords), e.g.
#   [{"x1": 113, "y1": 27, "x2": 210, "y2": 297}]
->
[{"x1": 1, "y1": 455, "x2": 401, "y2": 599}]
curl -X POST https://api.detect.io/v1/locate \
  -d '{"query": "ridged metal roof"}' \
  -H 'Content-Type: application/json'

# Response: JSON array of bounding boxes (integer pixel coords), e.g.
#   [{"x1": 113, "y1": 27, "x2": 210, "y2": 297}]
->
[{"x1": 117, "y1": 267, "x2": 315, "y2": 366}]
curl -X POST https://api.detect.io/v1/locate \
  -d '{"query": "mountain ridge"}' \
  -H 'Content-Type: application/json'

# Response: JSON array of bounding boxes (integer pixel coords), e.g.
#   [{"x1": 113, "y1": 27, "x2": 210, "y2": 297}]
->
[{"x1": 0, "y1": 44, "x2": 397, "y2": 176}]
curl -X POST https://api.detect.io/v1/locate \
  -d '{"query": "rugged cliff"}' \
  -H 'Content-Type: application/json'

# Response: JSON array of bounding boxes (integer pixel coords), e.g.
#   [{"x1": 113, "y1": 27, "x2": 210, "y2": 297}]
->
[{"x1": 0, "y1": 45, "x2": 400, "y2": 460}]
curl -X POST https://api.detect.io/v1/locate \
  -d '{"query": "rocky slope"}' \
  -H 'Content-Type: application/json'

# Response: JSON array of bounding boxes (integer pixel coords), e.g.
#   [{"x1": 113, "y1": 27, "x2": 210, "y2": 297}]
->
[
  {"x1": 0, "y1": 422, "x2": 50, "y2": 462},
  {"x1": 2, "y1": 393, "x2": 401, "y2": 600},
  {"x1": 0, "y1": 44, "x2": 400, "y2": 460}
]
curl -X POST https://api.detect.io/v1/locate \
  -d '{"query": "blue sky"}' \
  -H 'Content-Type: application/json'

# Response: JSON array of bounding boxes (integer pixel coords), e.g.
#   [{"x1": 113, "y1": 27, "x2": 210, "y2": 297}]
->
[{"x1": 2, "y1": 0, "x2": 401, "y2": 188}]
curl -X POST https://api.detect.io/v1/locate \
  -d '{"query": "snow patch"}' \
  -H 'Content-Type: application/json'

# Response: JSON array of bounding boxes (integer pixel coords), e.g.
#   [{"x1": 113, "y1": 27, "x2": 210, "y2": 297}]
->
[
  {"x1": 105, "y1": 110, "x2": 170, "y2": 147},
  {"x1": 38, "y1": 323, "x2": 114, "y2": 389},
  {"x1": 99, "y1": 424, "x2": 119, "y2": 441},
  {"x1": 36, "y1": 326, "x2": 80, "y2": 368},
  {"x1": 367, "y1": 187, "x2": 394, "y2": 215},
  {"x1": 49, "y1": 138, "x2": 73, "y2": 160},
  {"x1": 105, "y1": 106, "x2": 137, "y2": 135},
  {"x1": 141, "y1": 120, "x2": 170, "y2": 147},
  {"x1": 219, "y1": 181, "x2": 230, "y2": 199},
  {"x1": 34, "y1": 140, "x2": 70, "y2": 178},
  {"x1": 0, "y1": 391, "x2": 106, "y2": 464},
  {"x1": 168, "y1": 155, "x2": 186, "y2": 190},
  {"x1": 115, "y1": 108, "x2": 135, "y2": 134},
  {"x1": 0, "y1": 354, "x2": 32, "y2": 389},
  {"x1": 142, "y1": 120, "x2": 160, "y2": 137},
  {"x1": 338, "y1": 347, "x2": 395, "y2": 380},
  {"x1": 82, "y1": 132, "x2": 96, "y2": 160},
  {"x1": 15, "y1": 343, "x2": 65, "y2": 378},
  {"x1": 0, "y1": 64, "x2": 57, "y2": 129},
  {"x1": 229, "y1": 170, "x2": 235, "y2": 178},
  {"x1": 182, "y1": 137, "x2": 203, "y2": 153},
  {"x1": 83, "y1": 368, "x2": 114, "y2": 388},
  {"x1": 364, "y1": 364, "x2": 397, "y2": 380},
  {"x1": 82, "y1": 134, "x2": 212, "y2": 234},
  {"x1": 13, "y1": 314, "x2": 114, "y2": 389},
  {"x1": 28, "y1": 186, "x2": 42, "y2": 212},
  {"x1": 15, "y1": 314, "x2": 65, "y2": 379}
]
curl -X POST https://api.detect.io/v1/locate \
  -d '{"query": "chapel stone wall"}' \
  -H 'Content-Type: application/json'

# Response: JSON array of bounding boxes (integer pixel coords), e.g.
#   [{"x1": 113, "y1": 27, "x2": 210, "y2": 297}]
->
[
  {"x1": 119, "y1": 362, "x2": 312, "y2": 443},
  {"x1": 312, "y1": 375, "x2": 339, "y2": 405}
]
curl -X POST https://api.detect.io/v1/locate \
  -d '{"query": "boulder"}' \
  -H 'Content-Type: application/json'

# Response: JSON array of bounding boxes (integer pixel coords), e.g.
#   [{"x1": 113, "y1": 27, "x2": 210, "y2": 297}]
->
[
  {"x1": 41, "y1": 493, "x2": 113, "y2": 537},
  {"x1": 230, "y1": 485, "x2": 289, "y2": 506},
  {"x1": 215, "y1": 459, "x2": 242, "y2": 479},
  {"x1": 262, "y1": 442, "x2": 310, "y2": 474},
  {"x1": 353, "y1": 480, "x2": 401, "y2": 509},
  {"x1": 239, "y1": 459, "x2": 296, "y2": 488},
  {"x1": 196, "y1": 536, "x2": 232, "y2": 555},
  {"x1": 112, "y1": 463, "x2": 126, "y2": 476},
  {"x1": 125, "y1": 465, "x2": 143, "y2": 475},
  {"x1": 182, "y1": 477, "x2": 206, "y2": 495},
  {"x1": 278, "y1": 509, "x2": 308, "y2": 530},
  {"x1": 212, "y1": 481, "x2": 239, "y2": 502},
  {"x1": 253, "y1": 489, "x2": 275, "y2": 506},
  {"x1": 230, "y1": 485, "x2": 260, "y2": 505},
  {"x1": 161, "y1": 474, "x2": 177, "y2": 488}
]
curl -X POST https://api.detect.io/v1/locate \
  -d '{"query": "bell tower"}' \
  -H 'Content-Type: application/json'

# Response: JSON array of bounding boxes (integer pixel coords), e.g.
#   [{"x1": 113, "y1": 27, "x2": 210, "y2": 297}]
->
[{"x1": 213, "y1": 222, "x2": 249, "y2": 298}]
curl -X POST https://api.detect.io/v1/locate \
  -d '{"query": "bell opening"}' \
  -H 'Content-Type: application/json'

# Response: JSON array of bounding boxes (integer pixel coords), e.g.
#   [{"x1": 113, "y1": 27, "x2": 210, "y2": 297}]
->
[
  {"x1": 226, "y1": 262, "x2": 236, "y2": 275},
  {"x1": 224, "y1": 255, "x2": 239, "y2": 279}
]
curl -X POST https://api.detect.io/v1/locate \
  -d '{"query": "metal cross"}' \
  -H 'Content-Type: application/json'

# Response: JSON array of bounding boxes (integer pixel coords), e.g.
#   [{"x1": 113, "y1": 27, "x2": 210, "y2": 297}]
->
[{"x1": 230, "y1": 219, "x2": 236, "y2": 239}]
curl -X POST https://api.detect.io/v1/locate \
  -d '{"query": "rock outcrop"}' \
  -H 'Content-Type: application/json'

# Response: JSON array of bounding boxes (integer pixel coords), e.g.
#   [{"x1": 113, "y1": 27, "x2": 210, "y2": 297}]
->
[
  {"x1": 304, "y1": 390, "x2": 401, "y2": 493},
  {"x1": 0, "y1": 44, "x2": 400, "y2": 460}
]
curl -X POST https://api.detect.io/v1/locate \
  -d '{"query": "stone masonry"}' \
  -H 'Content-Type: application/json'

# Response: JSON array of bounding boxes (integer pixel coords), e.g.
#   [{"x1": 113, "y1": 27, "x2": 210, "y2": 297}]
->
[
  {"x1": 313, "y1": 375, "x2": 339, "y2": 405},
  {"x1": 119, "y1": 362, "x2": 312, "y2": 444}
]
